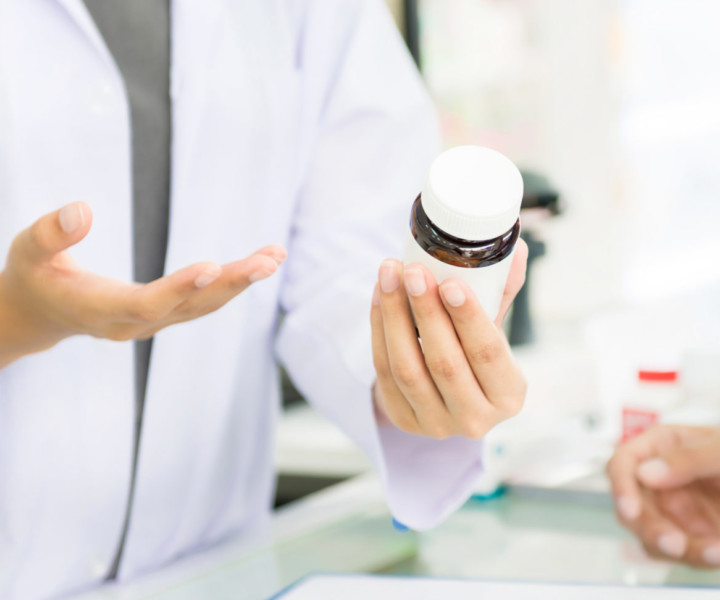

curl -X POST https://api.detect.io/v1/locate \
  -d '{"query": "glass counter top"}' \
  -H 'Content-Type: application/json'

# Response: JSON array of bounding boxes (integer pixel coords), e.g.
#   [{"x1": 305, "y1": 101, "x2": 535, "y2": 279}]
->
[{"x1": 77, "y1": 476, "x2": 720, "y2": 600}]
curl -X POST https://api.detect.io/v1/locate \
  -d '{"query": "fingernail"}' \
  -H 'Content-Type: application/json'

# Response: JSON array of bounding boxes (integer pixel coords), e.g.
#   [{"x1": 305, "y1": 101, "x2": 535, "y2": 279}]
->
[
  {"x1": 269, "y1": 251, "x2": 287, "y2": 265},
  {"x1": 59, "y1": 203, "x2": 85, "y2": 234},
  {"x1": 249, "y1": 269, "x2": 273, "y2": 283},
  {"x1": 616, "y1": 496, "x2": 641, "y2": 521},
  {"x1": 657, "y1": 532, "x2": 687, "y2": 558},
  {"x1": 379, "y1": 261, "x2": 399, "y2": 293},
  {"x1": 372, "y1": 284, "x2": 381, "y2": 306},
  {"x1": 703, "y1": 545, "x2": 720, "y2": 565},
  {"x1": 404, "y1": 267, "x2": 426, "y2": 297},
  {"x1": 441, "y1": 282, "x2": 466, "y2": 307},
  {"x1": 637, "y1": 458, "x2": 670, "y2": 485},
  {"x1": 194, "y1": 266, "x2": 221, "y2": 289}
]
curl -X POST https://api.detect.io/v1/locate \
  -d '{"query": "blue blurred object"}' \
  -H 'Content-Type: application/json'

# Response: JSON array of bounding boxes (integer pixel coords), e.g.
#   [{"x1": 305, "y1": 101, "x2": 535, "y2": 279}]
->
[{"x1": 392, "y1": 518, "x2": 410, "y2": 532}]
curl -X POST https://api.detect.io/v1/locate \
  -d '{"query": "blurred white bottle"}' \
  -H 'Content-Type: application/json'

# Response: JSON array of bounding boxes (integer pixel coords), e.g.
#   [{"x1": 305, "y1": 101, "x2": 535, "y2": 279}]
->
[{"x1": 621, "y1": 368, "x2": 681, "y2": 443}]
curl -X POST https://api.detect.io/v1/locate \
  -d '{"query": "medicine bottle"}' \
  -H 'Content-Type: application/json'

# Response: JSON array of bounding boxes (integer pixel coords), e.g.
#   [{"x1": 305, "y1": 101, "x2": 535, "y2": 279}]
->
[
  {"x1": 403, "y1": 146, "x2": 523, "y2": 319},
  {"x1": 621, "y1": 369, "x2": 681, "y2": 443}
]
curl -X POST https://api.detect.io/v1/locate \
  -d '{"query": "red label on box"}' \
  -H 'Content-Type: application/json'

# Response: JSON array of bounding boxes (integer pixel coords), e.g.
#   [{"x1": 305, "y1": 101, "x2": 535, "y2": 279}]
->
[{"x1": 621, "y1": 407, "x2": 659, "y2": 443}]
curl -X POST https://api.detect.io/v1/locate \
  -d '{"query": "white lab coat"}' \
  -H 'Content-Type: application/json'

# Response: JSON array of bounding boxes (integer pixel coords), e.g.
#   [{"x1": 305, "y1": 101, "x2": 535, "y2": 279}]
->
[{"x1": 0, "y1": 0, "x2": 484, "y2": 598}]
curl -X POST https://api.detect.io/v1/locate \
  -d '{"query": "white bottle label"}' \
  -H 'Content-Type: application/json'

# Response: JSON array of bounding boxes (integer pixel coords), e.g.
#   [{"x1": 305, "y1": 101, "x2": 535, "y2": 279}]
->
[{"x1": 403, "y1": 232, "x2": 514, "y2": 321}]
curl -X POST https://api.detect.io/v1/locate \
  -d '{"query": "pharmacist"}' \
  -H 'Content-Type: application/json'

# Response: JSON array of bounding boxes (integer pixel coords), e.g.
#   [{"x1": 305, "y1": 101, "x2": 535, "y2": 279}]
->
[{"x1": 0, "y1": 1, "x2": 528, "y2": 598}]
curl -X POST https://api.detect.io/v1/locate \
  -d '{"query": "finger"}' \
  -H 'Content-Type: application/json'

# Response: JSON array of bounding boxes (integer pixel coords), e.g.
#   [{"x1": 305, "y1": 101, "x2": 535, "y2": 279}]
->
[
  {"x1": 695, "y1": 539, "x2": 720, "y2": 568},
  {"x1": 637, "y1": 430, "x2": 720, "y2": 490},
  {"x1": 213, "y1": 251, "x2": 282, "y2": 291},
  {"x1": 438, "y1": 277, "x2": 525, "y2": 412},
  {"x1": 403, "y1": 263, "x2": 492, "y2": 438},
  {"x1": 495, "y1": 238, "x2": 528, "y2": 326},
  {"x1": 640, "y1": 539, "x2": 668, "y2": 562},
  {"x1": 633, "y1": 492, "x2": 689, "y2": 561},
  {"x1": 112, "y1": 247, "x2": 286, "y2": 330},
  {"x1": 652, "y1": 488, "x2": 720, "y2": 567},
  {"x1": 15, "y1": 202, "x2": 93, "y2": 263},
  {"x1": 120, "y1": 261, "x2": 223, "y2": 323},
  {"x1": 655, "y1": 487, "x2": 719, "y2": 538},
  {"x1": 172, "y1": 249, "x2": 285, "y2": 318},
  {"x1": 255, "y1": 244, "x2": 287, "y2": 264},
  {"x1": 43, "y1": 260, "x2": 220, "y2": 335},
  {"x1": 607, "y1": 426, "x2": 687, "y2": 523},
  {"x1": 378, "y1": 259, "x2": 451, "y2": 437},
  {"x1": 370, "y1": 284, "x2": 421, "y2": 435}
]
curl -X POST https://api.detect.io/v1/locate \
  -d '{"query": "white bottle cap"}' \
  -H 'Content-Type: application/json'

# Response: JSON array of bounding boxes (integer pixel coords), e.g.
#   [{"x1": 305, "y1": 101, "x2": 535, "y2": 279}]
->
[{"x1": 421, "y1": 146, "x2": 523, "y2": 242}]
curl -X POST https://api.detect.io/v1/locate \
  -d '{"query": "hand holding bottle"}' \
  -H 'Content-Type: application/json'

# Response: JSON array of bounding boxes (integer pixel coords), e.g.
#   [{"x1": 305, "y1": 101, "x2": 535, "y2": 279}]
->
[
  {"x1": 371, "y1": 146, "x2": 528, "y2": 440},
  {"x1": 371, "y1": 239, "x2": 528, "y2": 439}
]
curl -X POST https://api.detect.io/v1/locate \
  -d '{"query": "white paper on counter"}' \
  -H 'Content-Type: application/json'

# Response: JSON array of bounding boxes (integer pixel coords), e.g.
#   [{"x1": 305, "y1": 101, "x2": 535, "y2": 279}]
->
[{"x1": 274, "y1": 574, "x2": 717, "y2": 599}]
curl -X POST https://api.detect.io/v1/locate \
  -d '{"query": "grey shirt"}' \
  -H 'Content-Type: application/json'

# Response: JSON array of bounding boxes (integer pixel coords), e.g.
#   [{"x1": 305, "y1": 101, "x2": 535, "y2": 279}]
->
[{"x1": 82, "y1": 0, "x2": 172, "y2": 579}]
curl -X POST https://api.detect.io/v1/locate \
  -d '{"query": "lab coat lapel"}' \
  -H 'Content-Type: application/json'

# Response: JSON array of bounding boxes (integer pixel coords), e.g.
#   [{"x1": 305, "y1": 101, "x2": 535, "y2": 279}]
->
[
  {"x1": 168, "y1": 0, "x2": 224, "y2": 183},
  {"x1": 53, "y1": 0, "x2": 118, "y2": 71},
  {"x1": 118, "y1": 0, "x2": 301, "y2": 579},
  {"x1": 118, "y1": 0, "x2": 247, "y2": 579}
]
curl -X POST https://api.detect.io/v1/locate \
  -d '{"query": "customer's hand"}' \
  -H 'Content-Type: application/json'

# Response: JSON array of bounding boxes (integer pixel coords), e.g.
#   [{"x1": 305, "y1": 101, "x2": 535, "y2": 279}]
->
[
  {"x1": 607, "y1": 424, "x2": 720, "y2": 567},
  {"x1": 0, "y1": 202, "x2": 285, "y2": 368},
  {"x1": 370, "y1": 239, "x2": 528, "y2": 440}
]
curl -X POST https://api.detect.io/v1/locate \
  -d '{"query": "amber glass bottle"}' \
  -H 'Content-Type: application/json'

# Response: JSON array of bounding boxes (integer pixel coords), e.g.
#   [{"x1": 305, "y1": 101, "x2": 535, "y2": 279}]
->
[{"x1": 403, "y1": 146, "x2": 523, "y2": 319}]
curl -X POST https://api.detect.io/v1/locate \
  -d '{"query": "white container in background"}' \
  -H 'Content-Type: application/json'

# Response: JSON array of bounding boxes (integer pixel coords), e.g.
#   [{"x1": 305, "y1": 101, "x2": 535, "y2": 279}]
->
[{"x1": 621, "y1": 369, "x2": 681, "y2": 443}]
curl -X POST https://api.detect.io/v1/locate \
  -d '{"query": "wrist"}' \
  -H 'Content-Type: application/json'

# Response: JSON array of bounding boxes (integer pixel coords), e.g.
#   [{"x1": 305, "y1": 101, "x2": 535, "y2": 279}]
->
[{"x1": 0, "y1": 271, "x2": 66, "y2": 367}]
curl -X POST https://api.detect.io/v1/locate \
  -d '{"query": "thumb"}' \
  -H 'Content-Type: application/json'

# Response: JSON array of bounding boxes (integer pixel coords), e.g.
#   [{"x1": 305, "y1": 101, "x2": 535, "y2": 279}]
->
[
  {"x1": 495, "y1": 237, "x2": 528, "y2": 326},
  {"x1": 16, "y1": 202, "x2": 93, "y2": 262},
  {"x1": 637, "y1": 438, "x2": 720, "y2": 489}
]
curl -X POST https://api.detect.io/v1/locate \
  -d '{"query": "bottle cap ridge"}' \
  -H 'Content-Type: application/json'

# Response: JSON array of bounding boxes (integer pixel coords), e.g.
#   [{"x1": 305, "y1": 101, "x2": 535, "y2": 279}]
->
[{"x1": 421, "y1": 146, "x2": 523, "y2": 242}]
